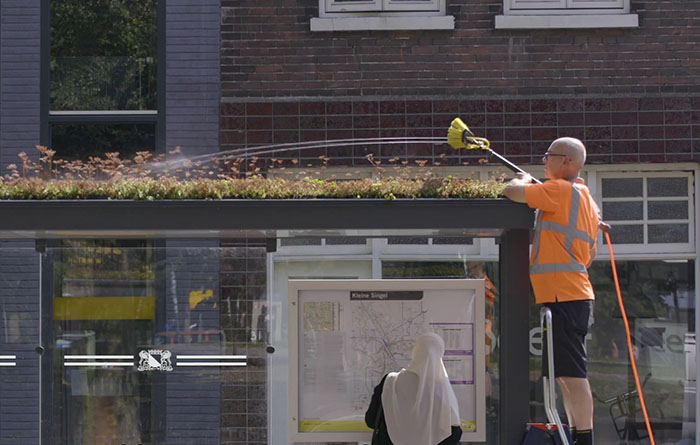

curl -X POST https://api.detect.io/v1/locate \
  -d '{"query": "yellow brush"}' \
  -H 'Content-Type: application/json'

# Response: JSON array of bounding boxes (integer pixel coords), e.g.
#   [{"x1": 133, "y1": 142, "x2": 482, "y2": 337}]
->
[
  {"x1": 446, "y1": 117, "x2": 541, "y2": 183},
  {"x1": 447, "y1": 117, "x2": 490, "y2": 150}
]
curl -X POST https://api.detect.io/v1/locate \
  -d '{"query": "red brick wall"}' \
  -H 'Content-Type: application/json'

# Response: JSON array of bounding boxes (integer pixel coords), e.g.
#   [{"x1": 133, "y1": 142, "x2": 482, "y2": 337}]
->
[
  {"x1": 221, "y1": 0, "x2": 700, "y2": 98},
  {"x1": 220, "y1": 96, "x2": 700, "y2": 167}
]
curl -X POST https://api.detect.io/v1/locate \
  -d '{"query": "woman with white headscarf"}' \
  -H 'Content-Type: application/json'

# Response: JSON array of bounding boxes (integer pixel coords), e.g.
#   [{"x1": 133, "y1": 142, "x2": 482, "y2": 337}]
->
[{"x1": 365, "y1": 332, "x2": 462, "y2": 445}]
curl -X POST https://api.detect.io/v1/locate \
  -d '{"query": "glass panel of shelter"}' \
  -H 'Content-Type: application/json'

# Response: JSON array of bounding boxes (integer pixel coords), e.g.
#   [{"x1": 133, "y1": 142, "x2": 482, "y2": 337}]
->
[
  {"x1": 268, "y1": 233, "x2": 499, "y2": 444},
  {"x1": 0, "y1": 233, "x2": 550, "y2": 444},
  {"x1": 0, "y1": 243, "x2": 41, "y2": 443},
  {"x1": 0, "y1": 234, "x2": 693, "y2": 444},
  {"x1": 50, "y1": 240, "x2": 156, "y2": 444},
  {"x1": 35, "y1": 241, "x2": 269, "y2": 444},
  {"x1": 527, "y1": 259, "x2": 696, "y2": 444}
]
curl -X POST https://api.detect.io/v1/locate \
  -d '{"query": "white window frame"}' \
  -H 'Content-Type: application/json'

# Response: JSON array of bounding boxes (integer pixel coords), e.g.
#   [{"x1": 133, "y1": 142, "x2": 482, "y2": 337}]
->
[
  {"x1": 592, "y1": 168, "x2": 695, "y2": 256},
  {"x1": 276, "y1": 232, "x2": 373, "y2": 257},
  {"x1": 323, "y1": 0, "x2": 443, "y2": 15},
  {"x1": 324, "y1": 0, "x2": 382, "y2": 13},
  {"x1": 507, "y1": 0, "x2": 625, "y2": 13},
  {"x1": 324, "y1": 0, "x2": 442, "y2": 13},
  {"x1": 495, "y1": 0, "x2": 638, "y2": 29},
  {"x1": 312, "y1": 0, "x2": 454, "y2": 31}
]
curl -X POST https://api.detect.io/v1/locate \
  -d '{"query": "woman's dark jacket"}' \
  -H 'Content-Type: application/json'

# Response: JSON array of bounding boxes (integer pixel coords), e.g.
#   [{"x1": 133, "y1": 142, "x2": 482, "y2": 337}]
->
[{"x1": 364, "y1": 374, "x2": 462, "y2": 445}]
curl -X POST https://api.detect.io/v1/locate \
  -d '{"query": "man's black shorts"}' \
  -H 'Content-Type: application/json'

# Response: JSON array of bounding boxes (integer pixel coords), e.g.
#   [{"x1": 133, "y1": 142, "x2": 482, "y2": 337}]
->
[{"x1": 542, "y1": 300, "x2": 594, "y2": 379}]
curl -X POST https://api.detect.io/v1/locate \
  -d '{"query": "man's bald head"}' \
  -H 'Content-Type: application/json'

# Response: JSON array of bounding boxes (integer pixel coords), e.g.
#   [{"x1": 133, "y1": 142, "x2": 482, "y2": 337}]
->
[{"x1": 549, "y1": 137, "x2": 586, "y2": 169}]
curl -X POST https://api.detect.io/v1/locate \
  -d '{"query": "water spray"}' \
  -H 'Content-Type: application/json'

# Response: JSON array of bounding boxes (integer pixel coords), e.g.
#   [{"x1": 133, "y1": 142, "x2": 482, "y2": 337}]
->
[{"x1": 155, "y1": 137, "x2": 449, "y2": 175}]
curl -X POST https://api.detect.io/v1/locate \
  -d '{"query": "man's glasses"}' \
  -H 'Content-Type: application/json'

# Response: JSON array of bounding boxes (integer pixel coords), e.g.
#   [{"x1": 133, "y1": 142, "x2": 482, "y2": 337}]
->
[{"x1": 542, "y1": 152, "x2": 568, "y2": 161}]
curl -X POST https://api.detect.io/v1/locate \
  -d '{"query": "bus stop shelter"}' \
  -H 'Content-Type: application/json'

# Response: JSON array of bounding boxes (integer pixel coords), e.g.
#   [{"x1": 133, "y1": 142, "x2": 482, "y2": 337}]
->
[{"x1": 0, "y1": 198, "x2": 534, "y2": 445}]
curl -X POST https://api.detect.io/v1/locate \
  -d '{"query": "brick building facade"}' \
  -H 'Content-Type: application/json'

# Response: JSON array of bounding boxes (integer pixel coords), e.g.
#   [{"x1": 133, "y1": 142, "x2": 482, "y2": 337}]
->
[{"x1": 220, "y1": 0, "x2": 700, "y2": 168}]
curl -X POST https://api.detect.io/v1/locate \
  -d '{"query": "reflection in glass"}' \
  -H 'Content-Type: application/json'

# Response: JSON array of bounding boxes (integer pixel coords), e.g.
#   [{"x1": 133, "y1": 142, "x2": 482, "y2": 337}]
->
[
  {"x1": 50, "y1": 123, "x2": 155, "y2": 160},
  {"x1": 528, "y1": 260, "x2": 695, "y2": 444},
  {"x1": 52, "y1": 240, "x2": 156, "y2": 444},
  {"x1": 47, "y1": 242, "x2": 268, "y2": 444},
  {"x1": 50, "y1": 0, "x2": 157, "y2": 111}
]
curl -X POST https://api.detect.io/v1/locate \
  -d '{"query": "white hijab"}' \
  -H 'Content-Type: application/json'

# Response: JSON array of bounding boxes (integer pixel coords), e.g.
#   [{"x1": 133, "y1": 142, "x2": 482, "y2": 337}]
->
[{"x1": 380, "y1": 332, "x2": 460, "y2": 445}]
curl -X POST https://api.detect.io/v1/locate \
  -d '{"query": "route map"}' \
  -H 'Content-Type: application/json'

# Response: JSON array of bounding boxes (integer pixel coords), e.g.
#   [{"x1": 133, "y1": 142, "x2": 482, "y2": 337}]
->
[
  {"x1": 291, "y1": 281, "x2": 485, "y2": 442},
  {"x1": 349, "y1": 300, "x2": 427, "y2": 410}
]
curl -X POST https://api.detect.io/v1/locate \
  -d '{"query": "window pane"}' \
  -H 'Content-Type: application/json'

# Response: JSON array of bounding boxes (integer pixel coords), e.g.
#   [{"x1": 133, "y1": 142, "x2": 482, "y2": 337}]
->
[
  {"x1": 280, "y1": 237, "x2": 322, "y2": 246},
  {"x1": 432, "y1": 237, "x2": 474, "y2": 245},
  {"x1": 648, "y1": 201, "x2": 688, "y2": 220},
  {"x1": 606, "y1": 224, "x2": 643, "y2": 244},
  {"x1": 50, "y1": 0, "x2": 157, "y2": 111},
  {"x1": 52, "y1": 240, "x2": 156, "y2": 443},
  {"x1": 584, "y1": 260, "x2": 695, "y2": 444},
  {"x1": 388, "y1": 237, "x2": 429, "y2": 244},
  {"x1": 601, "y1": 178, "x2": 643, "y2": 198},
  {"x1": 326, "y1": 0, "x2": 382, "y2": 12},
  {"x1": 384, "y1": 0, "x2": 441, "y2": 10},
  {"x1": 382, "y1": 261, "x2": 466, "y2": 278},
  {"x1": 648, "y1": 177, "x2": 688, "y2": 197},
  {"x1": 325, "y1": 237, "x2": 367, "y2": 245},
  {"x1": 602, "y1": 201, "x2": 643, "y2": 221},
  {"x1": 649, "y1": 224, "x2": 689, "y2": 244},
  {"x1": 50, "y1": 123, "x2": 155, "y2": 160}
]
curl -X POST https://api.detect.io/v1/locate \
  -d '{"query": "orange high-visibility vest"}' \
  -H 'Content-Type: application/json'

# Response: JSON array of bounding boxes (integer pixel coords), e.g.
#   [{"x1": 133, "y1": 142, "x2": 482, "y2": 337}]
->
[{"x1": 524, "y1": 178, "x2": 600, "y2": 304}]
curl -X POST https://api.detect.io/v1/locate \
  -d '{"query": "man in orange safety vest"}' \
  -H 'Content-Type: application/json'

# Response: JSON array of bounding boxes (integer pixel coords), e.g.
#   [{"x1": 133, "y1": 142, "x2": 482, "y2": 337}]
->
[{"x1": 502, "y1": 137, "x2": 600, "y2": 445}]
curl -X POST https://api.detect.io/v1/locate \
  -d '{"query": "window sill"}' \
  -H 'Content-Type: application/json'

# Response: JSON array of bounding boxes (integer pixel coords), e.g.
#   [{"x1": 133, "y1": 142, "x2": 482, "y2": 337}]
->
[
  {"x1": 310, "y1": 15, "x2": 455, "y2": 32},
  {"x1": 495, "y1": 13, "x2": 638, "y2": 29}
]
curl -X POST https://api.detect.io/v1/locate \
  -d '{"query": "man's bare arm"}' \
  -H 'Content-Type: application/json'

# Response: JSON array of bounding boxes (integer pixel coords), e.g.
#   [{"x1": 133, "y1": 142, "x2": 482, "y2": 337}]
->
[{"x1": 502, "y1": 174, "x2": 532, "y2": 203}]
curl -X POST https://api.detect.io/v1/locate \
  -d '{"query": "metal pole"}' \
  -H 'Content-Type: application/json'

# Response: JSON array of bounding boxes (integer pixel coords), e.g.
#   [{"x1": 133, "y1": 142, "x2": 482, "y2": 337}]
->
[
  {"x1": 487, "y1": 149, "x2": 542, "y2": 184},
  {"x1": 499, "y1": 228, "x2": 532, "y2": 444}
]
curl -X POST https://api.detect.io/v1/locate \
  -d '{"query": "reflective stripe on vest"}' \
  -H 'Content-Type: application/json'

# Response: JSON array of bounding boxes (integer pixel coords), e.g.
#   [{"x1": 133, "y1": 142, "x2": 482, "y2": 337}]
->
[{"x1": 530, "y1": 182, "x2": 591, "y2": 276}]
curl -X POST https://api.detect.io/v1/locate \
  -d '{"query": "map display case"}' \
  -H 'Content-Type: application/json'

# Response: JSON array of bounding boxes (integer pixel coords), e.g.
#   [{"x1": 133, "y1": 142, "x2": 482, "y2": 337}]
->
[{"x1": 288, "y1": 279, "x2": 486, "y2": 442}]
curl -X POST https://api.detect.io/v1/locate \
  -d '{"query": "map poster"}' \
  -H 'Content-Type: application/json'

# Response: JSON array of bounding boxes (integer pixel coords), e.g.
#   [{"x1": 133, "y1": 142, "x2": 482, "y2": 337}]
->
[{"x1": 289, "y1": 279, "x2": 485, "y2": 443}]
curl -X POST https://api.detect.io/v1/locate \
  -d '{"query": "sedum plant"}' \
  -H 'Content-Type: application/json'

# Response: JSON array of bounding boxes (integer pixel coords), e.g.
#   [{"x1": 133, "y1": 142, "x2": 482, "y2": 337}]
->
[{"x1": 0, "y1": 146, "x2": 506, "y2": 200}]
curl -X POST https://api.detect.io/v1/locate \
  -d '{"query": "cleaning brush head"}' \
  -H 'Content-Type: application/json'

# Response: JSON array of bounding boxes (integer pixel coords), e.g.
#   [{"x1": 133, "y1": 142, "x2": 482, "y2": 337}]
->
[
  {"x1": 447, "y1": 117, "x2": 490, "y2": 150},
  {"x1": 447, "y1": 118, "x2": 471, "y2": 149}
]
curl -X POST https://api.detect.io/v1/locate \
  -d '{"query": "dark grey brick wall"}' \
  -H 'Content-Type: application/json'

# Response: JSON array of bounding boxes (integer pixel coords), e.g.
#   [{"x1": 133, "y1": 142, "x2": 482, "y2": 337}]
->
[
  {"x1": 0, "y1": 0, "x2": 41, "y2": 171},
  {"x1": 219, "y1": 239, "x2": 268, "y2": 445},
  {"x1": 164, "y1": 240, "x2": 221, "y2": 444},
  {"x1": 166, "y1": 0, "x2": 220, "y2": 157},
  {"x1": 0, "y1": 241, "x2": 40, "y2": 445}
]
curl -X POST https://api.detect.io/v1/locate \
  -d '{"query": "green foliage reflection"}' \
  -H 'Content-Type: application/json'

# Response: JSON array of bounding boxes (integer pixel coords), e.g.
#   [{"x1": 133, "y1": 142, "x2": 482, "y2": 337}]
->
[{"x1": 50, "y1": 0, "x2": 157, "y2": 110}]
